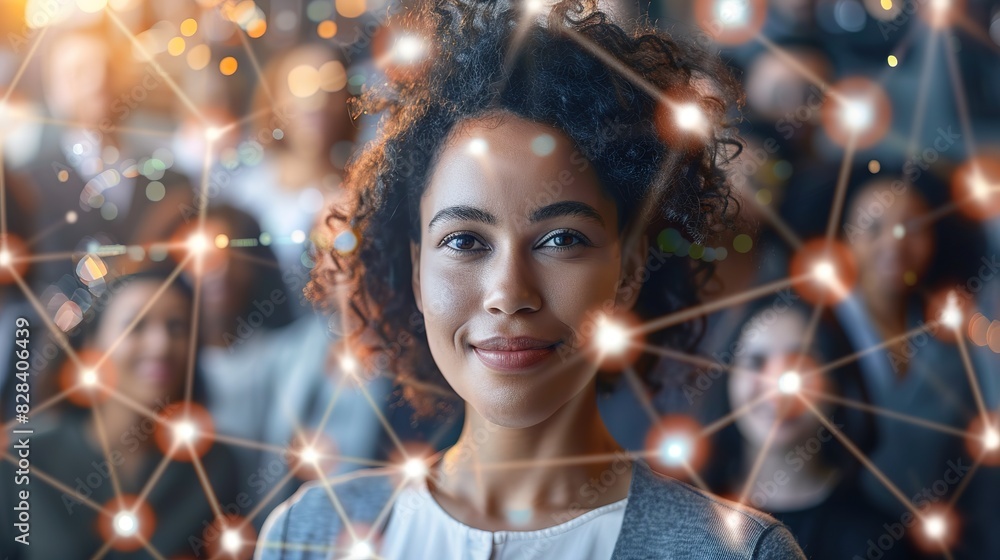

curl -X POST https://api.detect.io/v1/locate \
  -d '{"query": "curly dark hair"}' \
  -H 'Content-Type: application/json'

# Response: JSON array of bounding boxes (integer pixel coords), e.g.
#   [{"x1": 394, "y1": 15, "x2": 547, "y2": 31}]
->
[{"x1": 307, "y1": 0, "x2": 744, "y2": 415}]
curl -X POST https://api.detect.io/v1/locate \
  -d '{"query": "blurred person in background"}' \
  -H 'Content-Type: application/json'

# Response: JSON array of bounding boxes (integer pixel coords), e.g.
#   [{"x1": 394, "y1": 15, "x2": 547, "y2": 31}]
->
[
  {"x1": 701, "y1": 298, "x2": 920, "y2": 559},
  {"x1": 24, "y1": 24, "x2": 194, "y2": 284},
  {"x1": 0, "y1": 268, "x2": 241, "y2": 559},
  {"x1": 835, "y1": 178, "x2": 982, "y2": 535},
  {"x1": 219, "y1": 43, "x2": 358, "y2": 312}
]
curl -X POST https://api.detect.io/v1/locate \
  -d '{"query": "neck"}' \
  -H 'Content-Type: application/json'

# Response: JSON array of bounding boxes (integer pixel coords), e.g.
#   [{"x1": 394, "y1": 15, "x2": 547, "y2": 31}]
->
[
  {"x1": 432, "y1": 384, "x2": 631, "y2": 530},
  {"x1": 743, "y1": 442, "x2": 838, "y2": 512}
]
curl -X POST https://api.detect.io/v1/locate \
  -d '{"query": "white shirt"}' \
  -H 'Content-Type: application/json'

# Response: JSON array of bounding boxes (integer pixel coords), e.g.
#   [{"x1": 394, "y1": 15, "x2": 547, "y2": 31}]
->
[{"x1": 379, "y1": 478, "x2": 627, "y2": 560}]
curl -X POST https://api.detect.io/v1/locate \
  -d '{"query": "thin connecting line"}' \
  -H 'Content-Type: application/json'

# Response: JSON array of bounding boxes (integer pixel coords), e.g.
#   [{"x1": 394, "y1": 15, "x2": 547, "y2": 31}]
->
[
  {"x1": 753, "y1": 34, "x2": 840, "y2": 101},
  {"x1": 906, "y1": 29, "x2": 939, "y2": 158},
  {"x1": 943, "y1": 26, "x2": 979, "y2": 158},
  {"x1": 237, "y1": 468, "x2": 300, "y2": 527},
  {"x1": 635, "y1": 275, "x2": 804, "y2": 336},
  {"x1": 188, "y1": 446, "x2": 227, "y2": 521},
  {"x1": 3, "y1": 453, "x2": 108, "y2": 514},
  {"x1": 954, "y1": 327, "x2": 990, "y2": 427},
  {"x1": 89, "y1": 401, "x2": 126, "y2": 499},
  {"x1": 622, "y1": 366, "x2": 660, "y2": 424},
  {"x1": 802, "y1": 388, "x2": 974, "y2": 439},
  {"x1": 1, "y1": 385, "x2": 74, "y2": 432},
  {"x1": 135, "y1": 532, "x2": 168, "y2": 560},
  {"x1": 233, "y1": 22, "x2": 273, "y2": 104},
  {"x1": 133, "y1": 450, "x2": 175, "y2": 510},
  {"x1": 800, "y1": 320, "x2": 941, "y2": 379},
  {"x1": 105, "y1": 9, "x2": 206, "y2": 124},
  {"x1": 92, "y1": 253, "x2": 193, "y2": 370},
  {"x1": 6, "y1": 112, "x2": 176, "y2": 138},
  {"x1": 311, "y1": 468, "x2": 362, "y2": 543},
  {"x1": 736, "y1": 415, "x2": 782, "y2": 506},
  {"x1": 89, "y1": 540, "x2": 115, "y2": 560},
  {"x1": 752, "y1": 199, "x2": 804, "y2": 250},
  {"x1": 6, "y1": 265, "x2": 85, "y2": 370},
  {"x1": 798, "y1": 396, "x2": 924, "y2": 521},
  {"x1": 0, "y1": 25, "x2": 48, "y2": 106},
  {"x1": 184, "y1": 142, "x2": 215, "y2": 411},
  {"x1": 824, "y1": 132, "x2": 858, "y2": 242},
  {"x1": 699, "y1": 389, "x2": 779, "y2": 438}
]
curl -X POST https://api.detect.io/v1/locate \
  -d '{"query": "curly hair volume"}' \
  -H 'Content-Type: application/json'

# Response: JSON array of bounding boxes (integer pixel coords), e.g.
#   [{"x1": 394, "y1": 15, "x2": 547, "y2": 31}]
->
[{"x1": 307, "y1": 0, "x2": 744, "y2": 416}]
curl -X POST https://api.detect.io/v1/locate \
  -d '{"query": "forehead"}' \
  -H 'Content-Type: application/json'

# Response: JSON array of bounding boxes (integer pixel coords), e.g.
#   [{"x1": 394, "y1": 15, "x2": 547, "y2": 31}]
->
[
  {"x1": 849, "y1": 181, "x2": 929, "y2": 220},
  {"x1": 421, "y1": 114, "x2": 615, "y2": 225},
  {"x1": 740, "y1": 308, "x2": 807, "y2": 351}
]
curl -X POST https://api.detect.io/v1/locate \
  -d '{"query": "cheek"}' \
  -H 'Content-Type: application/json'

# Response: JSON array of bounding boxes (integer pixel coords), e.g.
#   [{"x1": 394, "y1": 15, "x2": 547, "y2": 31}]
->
[
  {"x1": 541, "y1": 259, "x2": 620, "y2": 327},
  {"x1": 728, "y1": 375, "x2": 756, "y2": 408},
  {"x1": 419, "y1": 258, "x2": 478, "y2": 345}
]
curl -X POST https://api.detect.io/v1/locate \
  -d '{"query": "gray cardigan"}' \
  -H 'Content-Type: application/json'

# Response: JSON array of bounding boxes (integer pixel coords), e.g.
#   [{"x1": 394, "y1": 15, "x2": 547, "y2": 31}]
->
[{"x1": 254, "y1": 460, "x2": 806, "y2": 559}]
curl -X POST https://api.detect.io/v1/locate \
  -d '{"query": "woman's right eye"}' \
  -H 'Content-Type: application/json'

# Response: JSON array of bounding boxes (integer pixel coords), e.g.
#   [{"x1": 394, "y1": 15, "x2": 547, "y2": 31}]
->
[{"x1": 442, "y1": 233, "x2": 487, "y2": 252}]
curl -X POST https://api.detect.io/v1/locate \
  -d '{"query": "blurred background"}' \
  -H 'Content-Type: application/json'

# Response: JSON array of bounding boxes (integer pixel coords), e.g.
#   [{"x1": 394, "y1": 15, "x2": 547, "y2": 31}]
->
[{"x1": 1, "y1": 0, "x2": 999, "y2": 558}]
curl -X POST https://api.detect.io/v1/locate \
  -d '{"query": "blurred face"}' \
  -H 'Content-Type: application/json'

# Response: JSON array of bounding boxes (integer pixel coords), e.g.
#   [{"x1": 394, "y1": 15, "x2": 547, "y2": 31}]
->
[
  {"x1": 92, "y1": 282, "x2": 192, "y2": 407},
  {"x1": 44, "y1": 34, "x2": 111, "y2": 124},
  {"x1": 729, "y1": 309, "x2": 830, "y2": 448},
  {"x1": 412, "y1": 114, "x2": 635, "y2": 428},
  {"x1": 846, "y1": 183, "x2": 934, "y2": 297},
  {"x1": 274, "y1": 46, "x2": 353, "y2": 157}
]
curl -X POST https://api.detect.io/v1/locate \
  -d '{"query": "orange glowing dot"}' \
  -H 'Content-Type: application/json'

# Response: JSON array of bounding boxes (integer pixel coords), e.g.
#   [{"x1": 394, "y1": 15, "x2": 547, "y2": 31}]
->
[
  {"x1": 167, "y1": 36, "x2": 186, "y2": 56},
  {"x1": 57, "y1": 169, "x2": 69, "y2": 182},
  {"x1": 288, "y1": 64, "x2": 320, "y2": 98},
  {"x1": 187, "y1": 44, "x2": 211, "y2": 70},
  {"x1": 247, "y1": 18, "x2": 267, "y2": 38},
  {"x1": 319, "y1": 60, "x2": 347, "y2": 92},
  {"x1": 219, "y1": 56, "x2": 238, "y2": 76},
  {"x1": 180, "y1": 18, "x2": 198, "y2": 37},
  {"x1": 336, "y1": 0, "x2": 367, "y2": 18},
  {"x1": 318, "y1": 20, "x2": 337, "y2": 39},
  {"x1": 868, "y1": 159, "x2": 881, "y2": 173}
]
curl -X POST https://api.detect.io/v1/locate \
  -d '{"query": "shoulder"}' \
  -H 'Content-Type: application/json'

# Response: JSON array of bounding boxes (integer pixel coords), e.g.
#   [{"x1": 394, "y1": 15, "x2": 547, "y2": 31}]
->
[
  {"x1": 619, "y1": 462, "x2": 806, "y2": 560},
  {"x1": 255, "y1": 467, "x2": 397, "y2": 560}
]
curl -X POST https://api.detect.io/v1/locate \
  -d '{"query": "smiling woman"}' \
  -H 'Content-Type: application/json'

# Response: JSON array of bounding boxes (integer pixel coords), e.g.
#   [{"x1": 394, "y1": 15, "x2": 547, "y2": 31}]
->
[{"x1": 256, "y1": 0, "x2": 806, "y2": 559}]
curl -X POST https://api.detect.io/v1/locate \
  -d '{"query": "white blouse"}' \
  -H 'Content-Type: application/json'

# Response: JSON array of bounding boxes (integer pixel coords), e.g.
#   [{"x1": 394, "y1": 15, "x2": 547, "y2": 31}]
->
[{"x1": 378, "y1": 478, "x2": 627, "y2": 560}]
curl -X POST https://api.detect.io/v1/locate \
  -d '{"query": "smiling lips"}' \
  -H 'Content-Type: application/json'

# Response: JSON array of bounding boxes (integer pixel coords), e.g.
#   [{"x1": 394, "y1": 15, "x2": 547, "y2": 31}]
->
[{"x1": 471, "y1": 336, "x2": 561, "y2": 372}]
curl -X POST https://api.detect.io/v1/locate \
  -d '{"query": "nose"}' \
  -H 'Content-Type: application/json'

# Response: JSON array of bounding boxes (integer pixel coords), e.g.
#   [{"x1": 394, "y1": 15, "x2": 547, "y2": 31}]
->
[
  {"x1": 482, "y1": 247, "x2": 542, "y2": 315},
  {"x1": 141, "y1": 322, "x2": 173, "y2": 356}
]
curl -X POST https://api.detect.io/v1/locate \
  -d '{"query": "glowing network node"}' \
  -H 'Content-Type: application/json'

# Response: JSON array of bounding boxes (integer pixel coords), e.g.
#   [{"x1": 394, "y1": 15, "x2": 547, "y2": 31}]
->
[
  {"x1": 675, "y1": 103, "x2": 705, "y2": 132},
  {"x1": 970, "y1": 172, "x2": 992, "y2": 200},
  {"x1": 525, "y1": 0, "x2": 546, "y2": 14},
  {"x1": 812, "y1": 261, "x2": 837, "y2": 284},
  {"x1": 300, "y1": 446, "x2": 320, "y2": 465},
  {"x1": 716, "y1": 0, "x2": 749, "y2": 26},
  {"x1": 840, "y1": 99, "x2": 874, "y2": 132},
  {"x1": 404, "y1": 458, "x2": 427, "y2": 479},
  {"x1": 112, "y1": 511, "x2": 139, "y2": 537},
  {"x1": 777, "y1": 371, "x2": 802, "y2": 395},
  {"x1": 658, "y1": 436, "x2": 691, "y2": 465},
  {"x1": 892, "y1": 224, "x2": 905, "y2": 239},
  {"x1": 187, "y1": 233, "x2": 209, "y2": 254},
  {"x1": 205, "y1": 127, "x2": 224, "y2": 141},
  {"x1": 595, "y1": 317, "x2": 629, "y2": 355},
  {"x1": 984, "y1": 428, "x2": 1000, "y2": 451},
  {"x1": 80, "y1": 368, "x2": 98, "y2": 386},
  {"x1": 340, "y1": 354, "x2": 358, "y2": 375},
  {"x1": 924, "y1": 515, "x2": 946, "y2": 539},
  {"x1": 940, "y1": 294, "x2": 962, "y2": 329},
  {"x1": 467, "y1": 138, "x2": 488, "y2": 156},
  {"x1": 174, "y1": 421, "x2": 198, "y2": 443},
  {"x1": 291, "y1": 229, "x2": 307, "y2": 244},
  {"x1": 348, "y1": 541, "x2": 374, "y2": 559},
  {"x1": 221, "y1": 529, "x2": 242, "y2": 553},
  {"x1": 0, "y1": 249, "x2": 10, "y2": 267},
  {"x1": 392, "y1": 35, "x2": 426, "y2": 64}
]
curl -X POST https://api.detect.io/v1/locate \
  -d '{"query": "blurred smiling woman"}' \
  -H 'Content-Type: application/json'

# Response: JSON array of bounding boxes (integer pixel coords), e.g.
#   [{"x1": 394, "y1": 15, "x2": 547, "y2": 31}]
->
[{"x1": 256, "y1": 1, "x2": 806, "y2": 559}]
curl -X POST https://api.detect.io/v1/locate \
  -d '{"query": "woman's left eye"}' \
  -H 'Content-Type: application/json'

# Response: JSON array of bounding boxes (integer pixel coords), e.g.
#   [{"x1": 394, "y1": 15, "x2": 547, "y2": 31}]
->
[{"x1": 538, "y1": 230, "x2": 587, "y2": 250}]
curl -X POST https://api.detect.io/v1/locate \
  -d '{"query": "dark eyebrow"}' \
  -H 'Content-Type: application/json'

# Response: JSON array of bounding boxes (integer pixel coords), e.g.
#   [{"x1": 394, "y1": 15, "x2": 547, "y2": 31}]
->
[
  {"x1": 428, "y1": 205, "x2": 497, "y2": 231},
  {"x1": 529, "y1": 201, "x2": 605, "y2": 226}
]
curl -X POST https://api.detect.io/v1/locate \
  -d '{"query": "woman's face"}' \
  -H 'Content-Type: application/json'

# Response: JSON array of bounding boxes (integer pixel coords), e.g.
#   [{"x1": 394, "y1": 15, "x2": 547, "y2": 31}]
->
[
  {"x1": 92, "y1": 281, "x2": 192, "y2": 407},
  {"x1": 412, "y1": 114, "x2": 638, "y2": 428},
  {"x1": 729, "y1": 309, "x2": 829, "y2": 449},
  {"x1": 846, "y1": 182, "x2": 934, "y2": 298}
]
